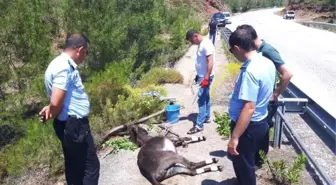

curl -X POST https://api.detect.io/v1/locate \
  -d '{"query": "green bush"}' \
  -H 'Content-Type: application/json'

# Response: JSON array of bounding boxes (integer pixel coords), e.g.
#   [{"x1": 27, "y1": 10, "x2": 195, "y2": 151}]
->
[
  {"x1": 214, "y1": 111, "x2": 231, "y2": 139},
  {"x1": 91, "y1": 85, "x2": 167, "y2": 142},
  {"x1": 102, "y1": 137, "x2": 138, "y2": 154},
  {"x1": 86, "y1": 60, "x2": 133, "y2": 114},
  {"x1": 139, "y1": 68, "x2": 184, "y2": 87},
  {"x1": 259, "y1": 151, "x2": 307, "y2": 185},
  {"x1": 102, "y1": 85, "x2": 166, "y2": 125},
  {"x1": 0, "y1": 0, "x2": 201, "y2": 182},
  {"x1": 0, "y1": 119, "x2": 63, "y2": 178},
  {"x1": 226, "y1": 0, "x2": 284, "y2": 13}
]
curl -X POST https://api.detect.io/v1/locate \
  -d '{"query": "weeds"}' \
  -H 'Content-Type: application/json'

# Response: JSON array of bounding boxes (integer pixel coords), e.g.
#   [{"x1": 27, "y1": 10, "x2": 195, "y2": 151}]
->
[
  {"x1": 0, "y1": 0, "x2": 200, "y2": 182},
  {"x1": 259, "y1": 150, "x2": 307, "y2": 185},
  {"x1": 214, "y1": 111, "x2": 231, "y2": 139},
  {"x1": 103, "y1": 137, "x2": 138, "y2": 154},
  {"x1": 269, "y1": 127, "x2": 274, "y2": 142},
  {"x1": 139, "y1": 68, "x2": 184, "y2": 87},
  {"x1": 201, "y1": 27, "x2": 209, "y2": 36}
]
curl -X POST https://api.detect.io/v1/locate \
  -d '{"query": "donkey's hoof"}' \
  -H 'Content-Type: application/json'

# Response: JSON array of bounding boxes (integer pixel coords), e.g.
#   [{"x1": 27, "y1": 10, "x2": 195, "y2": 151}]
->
[
  {"x1": 212, "y1": 158, "x2": 219, "y2": 163},
  {"x1": 202, "y1": 136, "x2": 206, "y2": 141},
  {"x1": 217, "y1": 165, "x2": 224, "y2": 172},
  {"x1": 182, "y1": 143, "x2": 188, "y2": 148}
]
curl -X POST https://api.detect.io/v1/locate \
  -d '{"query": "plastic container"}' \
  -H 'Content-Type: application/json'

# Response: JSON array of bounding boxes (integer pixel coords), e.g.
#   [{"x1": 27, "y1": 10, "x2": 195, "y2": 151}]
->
[{"x1": 165, "y1": 104, "x2": 180, "y2": 124}]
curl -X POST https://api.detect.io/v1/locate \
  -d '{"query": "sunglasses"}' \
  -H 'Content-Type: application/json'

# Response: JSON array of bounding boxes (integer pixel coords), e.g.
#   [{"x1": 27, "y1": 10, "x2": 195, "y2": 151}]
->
[{"x1": 229, "y1": 48, "x2": 233, "y2": 54}]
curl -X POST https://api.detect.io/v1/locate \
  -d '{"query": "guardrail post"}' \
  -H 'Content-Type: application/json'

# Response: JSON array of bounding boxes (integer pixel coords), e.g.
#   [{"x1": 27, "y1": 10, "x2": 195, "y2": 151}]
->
[{"x1": 273, "y1": 105, "x2": 285, "y2": 148}]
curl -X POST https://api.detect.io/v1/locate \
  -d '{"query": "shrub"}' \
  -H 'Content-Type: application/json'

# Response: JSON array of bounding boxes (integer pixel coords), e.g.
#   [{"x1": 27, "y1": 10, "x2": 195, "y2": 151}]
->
[
  {"x1": 219, "y1": 41, "x2": 242, "y2": 92},
  {"x1": 259, "y1": 151, "x2": 307, "y2": 185},
  {"x1": 222, "y1": 62, "x2": 241, "y2": 92},
  {"x1": 214, "y1": 111, "x2": 231, "y2": 139},
  {"x1": 201, "y1": 27, "x2": 209, "y2": 36},
  {"x1": 91, "y1": 85, "x2": 167, "y2": 142},
  {"x1": 86, "y1": 59, "x2": 133, "y2": 114},
  {"x1": 103, "y1": 85, "x2": 167, "y2": 125},
  {"x1": 0, "y1": 0, "x2": 200, "y2": 182},
  {"x1": 0, "y1": 119, "x2": 63, "y2": 178},
  {"x1": 102, "y1": 137, "x2": 138, "y2": 154},
  {"x1": 139, "y1": 68, "x2": 184, "y2": 87}
]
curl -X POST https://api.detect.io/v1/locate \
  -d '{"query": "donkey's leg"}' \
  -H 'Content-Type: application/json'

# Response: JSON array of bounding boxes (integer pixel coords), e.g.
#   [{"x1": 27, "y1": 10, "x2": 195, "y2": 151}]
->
[
  {"x1": 162, "y1": 164, "x2": 224, "y2": 180},
  {"x1": 162, "y1": 166, "x2": 197, "y2": 180},
  {"x1": 178, "y1": 156, "x2": 219, "y2": 170},
  {"x1": 148, "y1": 174, "x2": 165, "y2": 185},
  {"x1": 195, "y1": 165, "x2": 224, "y2": 175},
  {"x1": 180, "y1": 136, "x2": 206, "y2": 143}
]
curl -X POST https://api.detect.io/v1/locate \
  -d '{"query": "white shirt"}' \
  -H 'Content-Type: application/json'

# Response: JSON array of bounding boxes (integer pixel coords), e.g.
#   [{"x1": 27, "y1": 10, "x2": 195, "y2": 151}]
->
[{"x1": 195, "y1": 38, "x2": 215, "y2": 77}]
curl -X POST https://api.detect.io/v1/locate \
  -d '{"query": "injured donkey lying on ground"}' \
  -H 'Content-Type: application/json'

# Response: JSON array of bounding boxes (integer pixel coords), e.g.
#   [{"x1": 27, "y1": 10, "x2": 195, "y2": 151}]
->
[{"x1": 127, "y1": 125, "x2": 224, "y2": 185}]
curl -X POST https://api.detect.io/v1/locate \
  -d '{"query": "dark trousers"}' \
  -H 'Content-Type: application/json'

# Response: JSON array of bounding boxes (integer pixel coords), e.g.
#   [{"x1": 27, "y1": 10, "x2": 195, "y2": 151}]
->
[
  {"x1": 54, "y1": 117, "x2": 100, "y2": 185},
  {"x1": 209, "y1": 32, "x2": 216, "y2": 45},
  {"x1": 255, "y1": 102, "x2": 279, "y2": 166},
  {"x1": 230, "y1": 119, "x2": 268, "y2": 185}
]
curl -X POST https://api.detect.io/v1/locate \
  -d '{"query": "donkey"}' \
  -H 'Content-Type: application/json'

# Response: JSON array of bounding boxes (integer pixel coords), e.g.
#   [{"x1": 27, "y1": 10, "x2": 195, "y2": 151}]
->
[{"x1": 128, "y1": 126, "x2": 223, "y2": 185}]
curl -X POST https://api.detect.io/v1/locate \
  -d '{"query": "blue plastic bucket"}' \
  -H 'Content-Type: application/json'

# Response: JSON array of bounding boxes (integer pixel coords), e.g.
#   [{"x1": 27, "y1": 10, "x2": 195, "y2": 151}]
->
[{"x1": 165, "y1": 104, "x2": 180, "y2": 124}]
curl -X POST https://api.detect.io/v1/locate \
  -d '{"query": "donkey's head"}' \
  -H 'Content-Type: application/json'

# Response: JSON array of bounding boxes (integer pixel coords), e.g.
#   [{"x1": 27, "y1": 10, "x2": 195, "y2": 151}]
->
[{"x1": 128, "y1": 125, "x2": 151, "y2": 147}]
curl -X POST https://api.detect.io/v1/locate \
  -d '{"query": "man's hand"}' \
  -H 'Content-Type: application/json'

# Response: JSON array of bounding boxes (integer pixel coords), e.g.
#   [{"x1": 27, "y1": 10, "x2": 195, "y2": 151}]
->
[
  {"x1": 276, "y1": 64, "x2": 293, "y2": 96},
  {"x1": 39, "y1": 105, "x2": 52, "y2": 123},
  {"x1": 38, "y1": 87, "x2": 66, "y2": 123},
  {"x1": 271, "y1": 89, "x2": 280, "y2": 101},
  {"x1": 200, "y1": 78, "x2": 209, "y2": 88},
  {"x1": 228, "y1": 137, "x2": 239, "y2": 155}
]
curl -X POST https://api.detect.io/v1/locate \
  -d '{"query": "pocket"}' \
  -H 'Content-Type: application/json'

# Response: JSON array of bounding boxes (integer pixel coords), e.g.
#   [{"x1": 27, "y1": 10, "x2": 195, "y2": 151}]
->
[{"x1": 64, "y1": 118, "x2": 89, "y2": 143}]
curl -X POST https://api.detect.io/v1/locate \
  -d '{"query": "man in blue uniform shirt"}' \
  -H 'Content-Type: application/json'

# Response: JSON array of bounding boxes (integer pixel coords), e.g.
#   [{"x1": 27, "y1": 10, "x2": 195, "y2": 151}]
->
[
  {"x1": 39, "y1": 33, "x2": 100, "y2": 185},
  {"x1": 235, "y1": 24, "x2": 293, "y2": 167},
  {"x1": 227, "y1": 28, "x2": 276, "y2": 185}
]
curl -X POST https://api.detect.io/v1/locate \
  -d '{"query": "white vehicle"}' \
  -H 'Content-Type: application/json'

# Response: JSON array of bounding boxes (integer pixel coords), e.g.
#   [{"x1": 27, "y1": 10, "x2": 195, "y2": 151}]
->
[
  {"x1": 283, "y1": 10, "x2": 295, "y2": 20},
  {"x1": 222, "y1": 12, "x2": 231, "y2": 21}
]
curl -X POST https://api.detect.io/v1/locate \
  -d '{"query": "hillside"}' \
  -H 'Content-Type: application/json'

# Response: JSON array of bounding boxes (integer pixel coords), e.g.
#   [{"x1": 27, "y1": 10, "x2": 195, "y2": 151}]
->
[{"x1": 284, "y1": 0, "x2": 335, "y2": 23}]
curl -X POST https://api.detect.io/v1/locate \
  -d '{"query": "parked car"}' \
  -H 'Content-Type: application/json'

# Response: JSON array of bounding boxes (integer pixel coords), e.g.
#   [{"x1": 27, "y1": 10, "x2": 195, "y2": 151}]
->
[
  {"x1": 211, "y1": 12, "x2": 230, "y2": 27},
  {"x1": 283, "y1": 10, "x2": 295, "y2": 20},
  {"x1": 222, "y1": 11, "x2": 231, "y2": 21}
]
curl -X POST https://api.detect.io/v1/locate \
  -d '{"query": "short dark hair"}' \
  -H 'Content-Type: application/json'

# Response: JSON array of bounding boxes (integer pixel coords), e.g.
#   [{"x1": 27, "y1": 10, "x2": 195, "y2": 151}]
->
[
  {"x1": 229, "y1": 29, "x2": 255, "y2": 51},
  {"x1": 236, "y1": 24, "x2": 258, "y2": 40},
  {"x1": 185, "y1": 29, "x2": 199, "y2": 40},
  {"x1": 65, "y1": 33, "x2": 89, "y2": 49}
]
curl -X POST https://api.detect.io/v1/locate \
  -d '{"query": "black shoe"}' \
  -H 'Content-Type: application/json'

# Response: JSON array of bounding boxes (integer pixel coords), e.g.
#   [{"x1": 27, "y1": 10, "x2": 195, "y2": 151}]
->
[
  {"x1": 187, "y1": 127, "x2": 203, "y2": 135},
  {"x1": 204, "y1": 119, "x2": 211, "y2": 123}
]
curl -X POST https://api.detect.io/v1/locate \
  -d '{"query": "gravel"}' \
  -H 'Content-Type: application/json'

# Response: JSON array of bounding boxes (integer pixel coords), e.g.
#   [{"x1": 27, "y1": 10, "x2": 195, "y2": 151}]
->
[
  {"x1": 226, "y1": 8, "x2": 336, "y2": 118},
  {"x1": 283, "y1": 113, "x2": 336, "y2": 184}
]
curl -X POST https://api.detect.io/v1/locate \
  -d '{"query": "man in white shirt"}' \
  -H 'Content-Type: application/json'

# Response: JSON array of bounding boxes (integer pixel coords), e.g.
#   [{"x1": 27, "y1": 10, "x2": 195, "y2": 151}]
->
[{"x1": 185, "y1": 30, "x2": 215, "y2": 134}]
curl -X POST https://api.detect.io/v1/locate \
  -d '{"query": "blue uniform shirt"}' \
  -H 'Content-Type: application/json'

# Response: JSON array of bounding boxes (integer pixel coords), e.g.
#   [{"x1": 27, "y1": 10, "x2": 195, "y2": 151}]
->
[
  {"x1": 44, "y1": 53, "x2": 90, "y2": 121},
  {"x1": 229, "y1": 51, "x2": 276, "y2": 122}
]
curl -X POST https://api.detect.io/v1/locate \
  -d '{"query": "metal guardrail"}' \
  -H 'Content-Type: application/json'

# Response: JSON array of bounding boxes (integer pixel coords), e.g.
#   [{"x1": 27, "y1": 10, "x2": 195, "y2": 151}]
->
[
  {"x1": 220, "y1": 27, "x2": 335, "y2": 185},
  {"x1": 301, "y1": 21, "x2": 336, "y2": 28},
  {"x1": 276, "y1": 110, "x2": 335, "y2": 185},
  {"x1": 284, "y1": 83, "x2": 336, "y2": 140}
]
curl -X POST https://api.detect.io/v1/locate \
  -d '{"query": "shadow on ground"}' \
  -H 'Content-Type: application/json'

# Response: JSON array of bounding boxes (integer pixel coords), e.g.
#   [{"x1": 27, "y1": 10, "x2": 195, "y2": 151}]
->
[
  {"x1": 209, "y1": 150, "x2": 227, "y2": 158},
  {"x1": 201, "y1": 178, "x2": 237, "y2": 185},
  {"x1": 180, "y1": 113, "x2": 198, "y2": 124}
]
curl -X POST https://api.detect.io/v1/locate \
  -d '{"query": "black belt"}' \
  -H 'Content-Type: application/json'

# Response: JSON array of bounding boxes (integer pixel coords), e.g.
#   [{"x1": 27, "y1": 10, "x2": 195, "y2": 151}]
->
[
  {"x1": 68, "y1": 115, "x2": 88, "y2": 119},
  {"x1": 231, "y1": 117, "x2": 268, "y2": 126}
]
